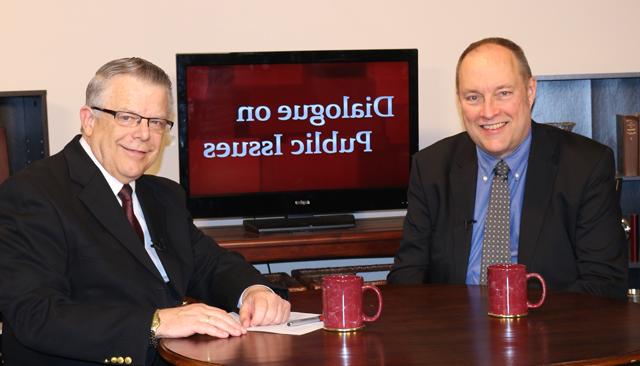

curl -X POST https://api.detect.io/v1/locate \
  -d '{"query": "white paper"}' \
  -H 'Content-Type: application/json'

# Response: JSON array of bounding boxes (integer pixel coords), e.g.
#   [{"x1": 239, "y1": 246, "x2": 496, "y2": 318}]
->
[{"x1": 229, "y1": 311, "x2": 324, "y2": 335}]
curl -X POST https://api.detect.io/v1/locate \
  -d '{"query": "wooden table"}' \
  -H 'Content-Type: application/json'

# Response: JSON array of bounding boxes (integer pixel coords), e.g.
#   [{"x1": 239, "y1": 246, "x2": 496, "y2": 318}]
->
[
  {"x1": 159, "y1": 285, "x2": 640, "y2": 365},
  {"x1": 200, "y1": 217, "x2": 403, "y2": 263}
]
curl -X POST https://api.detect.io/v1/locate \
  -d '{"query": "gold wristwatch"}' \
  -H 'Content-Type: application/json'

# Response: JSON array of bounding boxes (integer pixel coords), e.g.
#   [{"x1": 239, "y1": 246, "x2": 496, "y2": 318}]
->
[{"x1": 150, "y1": 310, "x2": 161, "y2": 347}]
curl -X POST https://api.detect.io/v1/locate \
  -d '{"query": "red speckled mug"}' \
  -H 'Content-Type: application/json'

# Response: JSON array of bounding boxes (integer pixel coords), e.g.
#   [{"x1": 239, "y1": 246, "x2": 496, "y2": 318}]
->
[
  {"x1": 322, "y1": 274, "x2": 383, "y2": 331},
  {"x1": 487, "y1": 264, "x2": 546, "y2": 318}
]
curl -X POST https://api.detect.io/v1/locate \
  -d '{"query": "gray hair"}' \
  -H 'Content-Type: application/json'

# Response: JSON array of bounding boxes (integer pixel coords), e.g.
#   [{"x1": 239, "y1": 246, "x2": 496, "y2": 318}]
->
[
  {"x1": 85, "y1": 57, "x2": 173, "y2": 111},
  {"x1": 456, "y1": 37, "x2": 532, "y2": 93}
]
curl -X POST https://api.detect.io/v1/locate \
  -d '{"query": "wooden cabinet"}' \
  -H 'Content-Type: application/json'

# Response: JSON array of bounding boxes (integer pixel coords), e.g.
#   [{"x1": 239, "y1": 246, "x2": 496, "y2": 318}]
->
[{"x1": 200, "y1": 217, "x2": 403, "y2": 263}]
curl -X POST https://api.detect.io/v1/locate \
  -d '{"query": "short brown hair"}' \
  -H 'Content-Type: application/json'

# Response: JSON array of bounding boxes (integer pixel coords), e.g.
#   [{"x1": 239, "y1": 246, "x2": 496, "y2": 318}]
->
[{"x1": 455, "y1": 37, "x2": 532, "y2": 92}]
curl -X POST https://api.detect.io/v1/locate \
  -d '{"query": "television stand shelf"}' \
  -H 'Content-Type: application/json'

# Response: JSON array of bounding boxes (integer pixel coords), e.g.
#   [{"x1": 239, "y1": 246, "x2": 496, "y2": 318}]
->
[{"x1": 200, "y1": 216, "x2": 403, "y2": 263}]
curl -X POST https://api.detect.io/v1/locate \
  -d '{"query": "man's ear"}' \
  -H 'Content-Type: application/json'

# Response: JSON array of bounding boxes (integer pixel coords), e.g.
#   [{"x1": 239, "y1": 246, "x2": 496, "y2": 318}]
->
[
  {"x1": 527, "y1": 77, "x2": 537, "y2": 108},
  {"x1": 80, "y1": 105, "x2": 96, "y2": 136}
]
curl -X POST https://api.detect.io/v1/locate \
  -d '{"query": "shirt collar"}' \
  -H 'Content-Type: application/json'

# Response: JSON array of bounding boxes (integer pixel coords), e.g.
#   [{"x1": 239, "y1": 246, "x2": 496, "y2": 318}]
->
[
  {"x1": 476, "y1": 130, "x2": 532, "y2": 179},
  {"x1": 79, "y1": 136, "x2": 136, "y2": 196}
]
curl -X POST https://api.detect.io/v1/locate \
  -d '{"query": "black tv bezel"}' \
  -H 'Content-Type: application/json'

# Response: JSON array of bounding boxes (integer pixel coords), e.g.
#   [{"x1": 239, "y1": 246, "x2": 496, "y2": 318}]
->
[{"x1": 176, "y1": 49, "x2": 419, "y2": 219}]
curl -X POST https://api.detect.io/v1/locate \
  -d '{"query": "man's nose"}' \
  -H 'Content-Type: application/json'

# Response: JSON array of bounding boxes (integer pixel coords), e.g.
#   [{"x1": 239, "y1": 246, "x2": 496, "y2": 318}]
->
[
  {"x1": 481, "y1": 98, "x2": 499, "y2": 119},
  {"x1": 133, "y1": 118, "x2": 152, "y2": 140}
]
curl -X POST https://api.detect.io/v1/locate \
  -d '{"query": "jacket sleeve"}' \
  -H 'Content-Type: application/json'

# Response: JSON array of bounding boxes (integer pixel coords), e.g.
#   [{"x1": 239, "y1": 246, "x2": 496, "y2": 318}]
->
[
  {"x1": 160, "y1": 182, "x2": 288, "y2": 310},
  {"x1": 185, "y1": 221, "x2": 289, "y2": 310},
  {"x1": 387, "y1": 155, "x2": 432, "y2": 284},
  {"x1": 567, "y1": 147, "x2": 628, "y2": 298},
  {"x1": 0, "y1": 177, "x2": 153, "y2": 365}
]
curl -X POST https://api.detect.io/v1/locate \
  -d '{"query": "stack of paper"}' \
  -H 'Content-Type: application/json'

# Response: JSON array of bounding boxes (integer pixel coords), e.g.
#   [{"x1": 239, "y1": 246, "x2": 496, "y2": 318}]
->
[{"x1": 229, "y1": 311, "x2": 323, "y2": 335}]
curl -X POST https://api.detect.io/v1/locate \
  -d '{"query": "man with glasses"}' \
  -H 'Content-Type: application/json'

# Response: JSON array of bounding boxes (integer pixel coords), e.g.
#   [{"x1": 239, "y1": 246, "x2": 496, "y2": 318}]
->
[{"x1": 0, "y1": 57, "x2": 290, "y2": 366}]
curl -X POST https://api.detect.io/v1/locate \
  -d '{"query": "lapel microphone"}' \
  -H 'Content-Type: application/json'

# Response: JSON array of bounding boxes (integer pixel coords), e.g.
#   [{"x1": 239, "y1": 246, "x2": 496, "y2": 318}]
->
[
  {"x1": 464, "y1": 219, "x2": 477, "y2": 231},
  {"x1": 152, "y1": 238, "x2": 167, "y2": 252}
]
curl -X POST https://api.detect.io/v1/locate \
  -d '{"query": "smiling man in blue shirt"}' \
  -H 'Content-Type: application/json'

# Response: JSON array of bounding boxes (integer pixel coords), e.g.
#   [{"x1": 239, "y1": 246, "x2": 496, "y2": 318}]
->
[{"x1": 388, "y1": 37, "x2": 627, "y2": 298}]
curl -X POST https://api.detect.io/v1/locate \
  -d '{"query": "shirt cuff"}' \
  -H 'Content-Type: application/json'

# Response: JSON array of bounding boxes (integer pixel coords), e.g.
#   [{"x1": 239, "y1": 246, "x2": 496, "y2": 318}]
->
[{"x1": 237, "y1": 284, "x2": 275, "y2": 308}]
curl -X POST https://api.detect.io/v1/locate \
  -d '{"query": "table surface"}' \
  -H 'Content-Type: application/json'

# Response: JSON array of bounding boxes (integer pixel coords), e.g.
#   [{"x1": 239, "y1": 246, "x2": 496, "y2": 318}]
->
[{"x1": 160, "y1": 284, "x2": 640, "y2": 366}]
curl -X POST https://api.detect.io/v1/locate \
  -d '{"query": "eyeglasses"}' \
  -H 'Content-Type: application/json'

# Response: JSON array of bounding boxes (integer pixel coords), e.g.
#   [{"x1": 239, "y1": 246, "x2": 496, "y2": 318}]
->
[{"x1": 91, "y1": 106, "x2": 174, "y2": 133}]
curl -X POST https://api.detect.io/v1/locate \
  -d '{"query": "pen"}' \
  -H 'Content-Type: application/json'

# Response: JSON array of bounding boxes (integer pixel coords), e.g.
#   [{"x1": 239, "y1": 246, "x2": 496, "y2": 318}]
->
[{"x1": 286, "y1": 315, "x2": 323, "y2": 327}]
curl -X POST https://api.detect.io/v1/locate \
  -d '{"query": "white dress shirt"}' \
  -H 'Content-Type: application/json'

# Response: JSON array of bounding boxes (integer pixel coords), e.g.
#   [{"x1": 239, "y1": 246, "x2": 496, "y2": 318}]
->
[{"x1": 79, "y1": 137, "x2": 170, "y2": 282}]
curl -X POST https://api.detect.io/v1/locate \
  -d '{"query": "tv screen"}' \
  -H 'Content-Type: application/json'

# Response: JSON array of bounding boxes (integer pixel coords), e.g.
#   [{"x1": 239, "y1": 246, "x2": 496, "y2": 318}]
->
[{"x1": 176, "y1": 49, "x2": 418, "y2": 220}]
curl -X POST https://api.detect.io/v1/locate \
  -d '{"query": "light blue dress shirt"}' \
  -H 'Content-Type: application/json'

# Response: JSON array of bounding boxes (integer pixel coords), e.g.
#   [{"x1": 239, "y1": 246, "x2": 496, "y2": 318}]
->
[{"x1": 465, "y1": 131, "x2": 532, "y2": 285}]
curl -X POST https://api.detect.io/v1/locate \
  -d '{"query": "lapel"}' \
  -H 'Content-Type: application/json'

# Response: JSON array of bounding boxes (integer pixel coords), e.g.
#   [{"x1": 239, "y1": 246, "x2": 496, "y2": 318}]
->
[
  {"x1": 64, "y1": 136, "x2": 165, "y2": 282},
  {"x1": 449, "y1": 134, "x2": 478, "y2": 283},
  {"x1": 518, "y1": 122, "x2": 559, "y2": 265},
  {"x1": 136, "y1": 177, "x2": 186, "y2": 296}
]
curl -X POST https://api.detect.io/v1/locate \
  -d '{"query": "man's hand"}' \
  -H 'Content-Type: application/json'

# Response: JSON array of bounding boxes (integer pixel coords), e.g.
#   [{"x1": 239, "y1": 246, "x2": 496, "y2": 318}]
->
[
  {"x1": 239, "y1": 285, "x2": 291, "y2": 327},
  {"x1": 155, "y1": 303, "x2": 246, "y2": 339}
]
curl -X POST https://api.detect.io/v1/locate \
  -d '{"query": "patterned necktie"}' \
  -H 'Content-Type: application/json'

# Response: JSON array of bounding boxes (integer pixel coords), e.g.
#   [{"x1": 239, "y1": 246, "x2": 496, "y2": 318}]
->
[
  {"x1": 480, "y1": 160, "x2": 511, "y2": 285},
  {"x1": 118, "y1": 184, "x2": 144, "y2": 243}
]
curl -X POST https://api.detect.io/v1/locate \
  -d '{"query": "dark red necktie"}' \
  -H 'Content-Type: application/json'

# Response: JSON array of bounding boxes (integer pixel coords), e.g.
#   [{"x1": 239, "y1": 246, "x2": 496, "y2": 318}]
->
[{"x1": 118, "y1": 184, "x2": 144, "y2": 243}]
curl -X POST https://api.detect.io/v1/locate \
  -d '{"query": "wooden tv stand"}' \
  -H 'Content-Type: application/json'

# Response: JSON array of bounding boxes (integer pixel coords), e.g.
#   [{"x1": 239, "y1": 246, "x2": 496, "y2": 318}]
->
[{"x1": 200, "y1": 216, "x2": 403, "y2": 263}]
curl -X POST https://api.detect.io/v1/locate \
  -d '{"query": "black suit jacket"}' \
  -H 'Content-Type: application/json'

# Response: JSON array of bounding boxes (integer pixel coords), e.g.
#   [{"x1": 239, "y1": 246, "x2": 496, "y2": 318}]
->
[
  {"x1": 0, "y1": 136, "x2": 284, "y2": 365},
  {"x1": 388, "y1": 122, "x2": 627, "y2": 298}
]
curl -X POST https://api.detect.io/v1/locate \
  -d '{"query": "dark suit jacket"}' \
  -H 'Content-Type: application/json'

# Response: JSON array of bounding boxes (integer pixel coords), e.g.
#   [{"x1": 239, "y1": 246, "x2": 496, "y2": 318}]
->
[
  {"x1": 388, "y1": 122, "x2": 627, "y2": 299},
  {"x1": 0, "y1": 136, "x2": 285, "y2": 365}
]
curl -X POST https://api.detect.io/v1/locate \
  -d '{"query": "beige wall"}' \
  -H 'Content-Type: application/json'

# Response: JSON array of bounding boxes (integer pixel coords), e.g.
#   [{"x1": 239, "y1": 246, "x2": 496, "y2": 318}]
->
[{"x1": 2, "y1": 0, "x2": 639, "y2": 183}]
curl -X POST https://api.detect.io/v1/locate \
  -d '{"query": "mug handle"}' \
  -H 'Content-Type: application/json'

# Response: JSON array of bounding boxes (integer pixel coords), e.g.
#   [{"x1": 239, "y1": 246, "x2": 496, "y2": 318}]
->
[
  {"x1": 361, "y1": 284, "x2": 383, "y2": 322},
  {"x1": 526, "y1": 272, "x2": 546, "y2": 309}
]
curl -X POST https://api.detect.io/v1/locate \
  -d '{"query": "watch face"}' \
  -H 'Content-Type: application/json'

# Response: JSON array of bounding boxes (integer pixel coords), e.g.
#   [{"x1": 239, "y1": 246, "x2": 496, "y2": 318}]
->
[
  {"x1": 150, "y1": 311, "x2": 160, "y2": 347},
  {"x1": 151, "y1": 311, "x2": 160, "y2": 331}
]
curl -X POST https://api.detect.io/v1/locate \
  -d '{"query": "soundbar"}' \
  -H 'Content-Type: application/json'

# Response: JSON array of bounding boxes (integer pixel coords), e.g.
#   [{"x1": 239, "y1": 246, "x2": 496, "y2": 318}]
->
[{"x1": 243, "y1": 214, "x2": 356, "y2": 234}]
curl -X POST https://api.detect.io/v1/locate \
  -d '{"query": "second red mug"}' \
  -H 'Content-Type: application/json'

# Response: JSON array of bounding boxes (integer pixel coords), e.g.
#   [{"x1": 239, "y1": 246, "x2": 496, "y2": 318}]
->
[
  {"x1": 322, "y1": 274, "x2": 383, "y2": 331},
  {"x1": 487, "y1": 263, "x2": 546, "y2": 318}
]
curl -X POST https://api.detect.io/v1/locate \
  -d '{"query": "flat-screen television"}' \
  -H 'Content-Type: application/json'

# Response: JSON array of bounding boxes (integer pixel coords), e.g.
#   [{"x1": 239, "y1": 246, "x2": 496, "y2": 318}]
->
[{"x1": 176, "y1": 49, "x2": 418, "y2": 231}]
